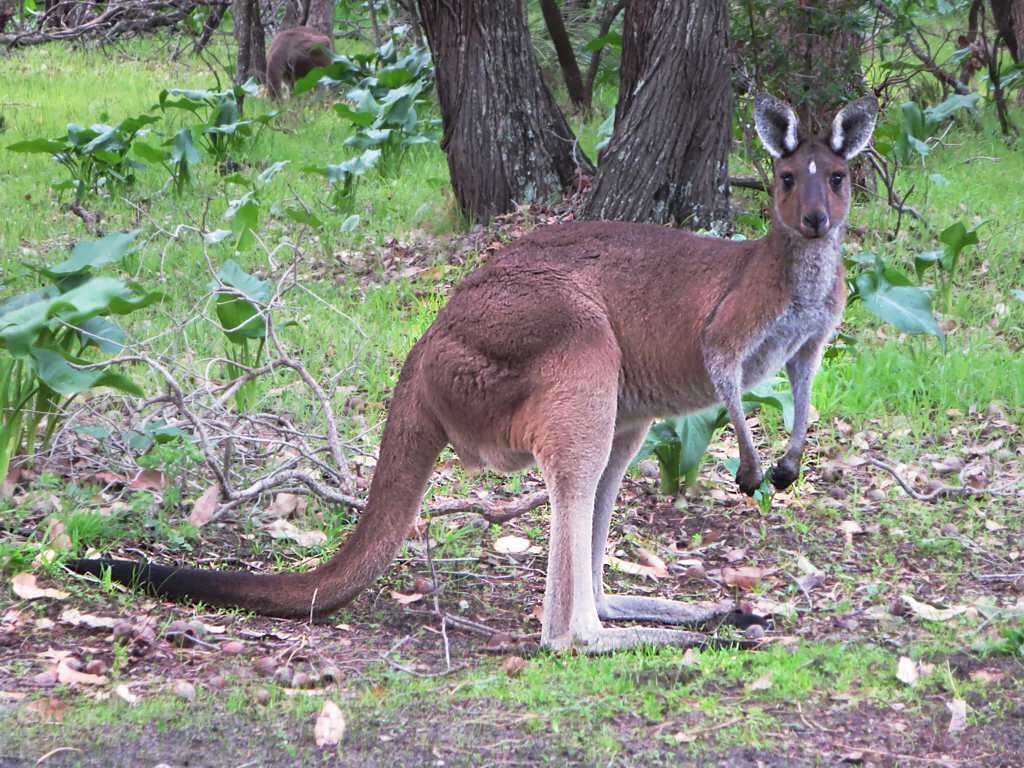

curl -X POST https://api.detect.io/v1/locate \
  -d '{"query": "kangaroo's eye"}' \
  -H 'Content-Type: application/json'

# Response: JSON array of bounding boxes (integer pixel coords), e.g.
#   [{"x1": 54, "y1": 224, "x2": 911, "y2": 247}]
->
[
  {"x1": 830, "y1": 173, "x2": 845, "y2": 191},
  {"x1": 780, "y1": 173, "x2": 795, "y2": 191}
]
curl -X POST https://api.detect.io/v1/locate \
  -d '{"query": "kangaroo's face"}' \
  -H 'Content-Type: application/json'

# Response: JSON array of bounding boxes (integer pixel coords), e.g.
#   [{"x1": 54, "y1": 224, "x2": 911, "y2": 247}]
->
[{"x1": 754, "y1": 95, "x2": 879, "y2": 241}]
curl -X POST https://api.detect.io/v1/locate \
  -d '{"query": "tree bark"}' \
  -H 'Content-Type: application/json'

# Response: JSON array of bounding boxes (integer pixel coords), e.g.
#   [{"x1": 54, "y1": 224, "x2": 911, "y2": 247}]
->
[
  {"x1": 305, "y1": 0, "x2": 335, "y2": 38},
  {"x1": 583, "y1": 0, "x2": 732, "y2": 231},
  {"x1": 281, "y1": 0, "x2": 308, "y2": 28},
  {"x1": 234, "y1": 0, "x2": 268, "y2": 85},
  {"x1": 417, "y1": 0, "x2": 592, "y2": 223},
  {"x1": 539, "y1": 0, "x2": 588, "y2": 110},
  {"x1": 991, "y1": 0, "x2": 1022, "y2": 61}
]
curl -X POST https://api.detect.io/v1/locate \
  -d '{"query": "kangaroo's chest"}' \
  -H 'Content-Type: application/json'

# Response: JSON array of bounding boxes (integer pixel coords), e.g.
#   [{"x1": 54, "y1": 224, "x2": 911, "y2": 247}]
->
[{"x1": 740, "y1": 303, "x2": 826, "y2": 388}]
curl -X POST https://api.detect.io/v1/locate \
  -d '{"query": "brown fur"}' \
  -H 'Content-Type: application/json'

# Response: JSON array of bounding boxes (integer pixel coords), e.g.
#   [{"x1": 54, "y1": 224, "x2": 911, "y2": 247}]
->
[
  {"x1": 265, "y1": 26, "x2": 335, "y2": 100},
  {"x1": 70, "y1": 98, "x2": 876, "y2": 653}
]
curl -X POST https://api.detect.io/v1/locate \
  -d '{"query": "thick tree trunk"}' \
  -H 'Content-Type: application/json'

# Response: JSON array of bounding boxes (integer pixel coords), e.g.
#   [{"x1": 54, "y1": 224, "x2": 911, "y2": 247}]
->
[
  {"x1": 417, "y1": 0, "x2": 592, "y2": 223},
  {"x1": 281, "y1": 0, "x2": 308, "y2": 28},
  {"x1": 234, "y1": 0, "x2": 268, "y2": 84},
  {"x1": 539, "y1": 0, "x2": 588, "y2": 110},
  {"x1": 305, "y1": 0, "x2": 335, "y2": 38},
  {"x1": 583, "y1": 0, "x2": 732, "y2": 231}
]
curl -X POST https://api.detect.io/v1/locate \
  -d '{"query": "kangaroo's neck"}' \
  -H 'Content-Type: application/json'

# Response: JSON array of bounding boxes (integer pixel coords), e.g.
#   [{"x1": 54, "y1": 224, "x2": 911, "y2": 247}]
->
[{"x1": 768, "y1": 221, "x2": 844, "y2": 306}]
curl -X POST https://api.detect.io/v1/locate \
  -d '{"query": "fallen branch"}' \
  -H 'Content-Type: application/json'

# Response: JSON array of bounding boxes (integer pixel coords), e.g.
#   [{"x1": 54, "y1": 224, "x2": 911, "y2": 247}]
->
[
  {"x1": 427, "y1": 491, "x2": 549, "y2": 524},
  {"x1": 863, "y1": 457, "x2": 1019, "y2": 502}
]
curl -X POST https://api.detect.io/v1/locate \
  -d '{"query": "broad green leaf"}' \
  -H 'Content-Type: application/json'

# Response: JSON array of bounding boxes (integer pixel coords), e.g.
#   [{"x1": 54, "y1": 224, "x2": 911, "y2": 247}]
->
[
  {"x1": 214, "y1": 261, "x2": 271, "y2": 343},
  {"x1": 743, "y1": 379, "x2": 795, "y2": 432},
  {"x1": 585, "y1": 31, "x2": 623, "y2": 52},
  {"x1": 171, "y1": 128, "x2": 201, "y2": 165},
  {"x1": 340, "y1": 215, "x2": 360, "y2": 233},
  {"x1": 914, "y1": 249, "x2": 944, "y2": 279},
  {"x1": 132, "y1": 141, "x2": 169, "y2": 164},
  {"x1": 284, "y1": 207, "x2": 323, "y2": 228},
  {"x1": 7, "y1": 138, "x2": 68, "y2": 154},
  {"x1": 938, "y1": 221, "x2": 980, "y2": 273},
  {"x1": 925, "y1": 92, "x2": 980, "y2": 125},
  {"x1": 79, "y1": 316, "x2": 125, "y2": 353},
  {"x1": 856, "y1": 272, "x2": 944, "y2": 342},
  {"x1": 29, "y1": 347, "x2": 143, "y2": 397},
  {"x1": 47, "y1": 231, "x2": 140, "y2": 276},
  {"x1": 256, "y1": 160, "x2": 289, "y2": 187}
]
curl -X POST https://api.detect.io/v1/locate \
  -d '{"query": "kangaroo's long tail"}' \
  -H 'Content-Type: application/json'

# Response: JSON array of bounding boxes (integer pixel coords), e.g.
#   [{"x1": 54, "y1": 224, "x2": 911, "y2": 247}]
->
[{"x1": 67, "y1": 345, "x2": 446, "y2": 619}]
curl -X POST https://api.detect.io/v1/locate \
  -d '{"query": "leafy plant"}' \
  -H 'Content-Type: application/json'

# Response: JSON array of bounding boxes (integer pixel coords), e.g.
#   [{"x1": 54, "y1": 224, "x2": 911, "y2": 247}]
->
[
  {"x1": 132, "y1": 127, "x2": 202, "y2": 195},
  {"x1": 300, "y1": 148, "x2": 381, "y2": 216},
  {"x1": 0, "y1": 232, "x2": 161, "y2": 482},
  {"x1": 211, "y1": 260, "x2": 272, "y2": 412},
  {"x1": 7, "y1": 114, "x2": 160, "y2": 200},
  {"x1": 210, "y1": 161, "x2": 289, "y2": 251},
  {"x1": 295, "y1": 32, "x2": 437, "y2": 176},
  {"x1": 914, "y1": 221, "x2": 982, "y2": 311},
  {"x1": 156, "y1": 80, "x2": 276, "y2": 170},
  {"x1": 845, "y1": 252, "x2": 944, "y2": 345},
  {"x1": 633, "y1": 378, "x2": 794, "y2": 497},
  {"x1": 873, "y1": 93, "x2": 979, "y2": 165}
]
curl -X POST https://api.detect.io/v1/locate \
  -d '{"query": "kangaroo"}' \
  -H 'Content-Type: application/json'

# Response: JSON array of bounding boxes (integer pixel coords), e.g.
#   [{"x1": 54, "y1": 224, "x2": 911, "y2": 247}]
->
[
  {"x1": 265, "y1": 26, "x2": 335, "y2": 100},
  {"x1": 69, "y1": 96, "x2": 877, "y2": 653}
]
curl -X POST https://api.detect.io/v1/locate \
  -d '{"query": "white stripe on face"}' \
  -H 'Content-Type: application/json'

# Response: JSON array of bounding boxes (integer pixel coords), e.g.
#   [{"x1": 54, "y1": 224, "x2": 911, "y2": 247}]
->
[{"x1": 808, "y1": 160, "x2": 817, "y2": 175}]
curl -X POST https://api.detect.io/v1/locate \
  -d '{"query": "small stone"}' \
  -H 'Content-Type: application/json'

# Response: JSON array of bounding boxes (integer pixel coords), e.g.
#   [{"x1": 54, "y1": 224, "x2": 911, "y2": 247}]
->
[
  {"x1": 172, "y1": 680, "x2": 196, "y2": 702},
  {"x1": 207, "y1": 675, "x2": 227, "y2": 690},
  {"x1": 253, "y1": 656, "x2": 276, "y2": 678},
  {"x1": 684, "y1": 564, "x2": 706, "y2": 581},
  {"x1": 273, "y1": 666, "x2": 293, "y2": 686},
  {"x1": 63, "y1": 657, "x2": 83, "y2": 671},
  {"x1": 253, "y1": 687, "x2": 271, "y2": 705},
  {"x1": 828, "y1": 486, "x2": 848, "y2": 500},
  {"x1": 165, "y1": 620, "x2": 196, "y2": 647},
  {"x1": 412, "y1": 576, "x2": 435, "y2": 594},
  {"x1": 84, "y1": 659, "x2": 108, "y2": 676},
  {"x1": 744, "y1": 624, "x2": 766, "y2": 641},
  {"x1": 940, "y1": 523, "x2": 959, "y2": 537},
  {"x1": 112, "y1": 621, "x2": 134, "y2": 640},
  {"x1": 865, "y1": 488, "x2": 885, "y2": 502},
  {"x1": 32, "y1": 670, "x2": 58, "y2": 687},
  {"x1": 220, "y1": 641, "x2": 245, "y2": 656},
  {"x1": 638, "y1": 459, "x2": 661, "y2": 480},
  {"x1": 291, "y1": 672, "x2": 314, "y2": 689}
]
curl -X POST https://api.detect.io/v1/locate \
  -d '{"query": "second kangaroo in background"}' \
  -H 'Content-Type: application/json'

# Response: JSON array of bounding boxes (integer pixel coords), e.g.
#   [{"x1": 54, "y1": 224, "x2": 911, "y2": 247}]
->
[{"x1": 266, "y1": 26, "x2": 335, "y2": 100}]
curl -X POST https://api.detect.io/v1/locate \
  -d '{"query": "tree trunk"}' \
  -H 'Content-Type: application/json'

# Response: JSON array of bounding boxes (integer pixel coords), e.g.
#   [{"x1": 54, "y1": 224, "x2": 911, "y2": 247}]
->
[
  {"x1": 234, "y1": 0, "x2": 268, "y2": 84},
  {"x1": 583, "y1": 0, "x2": 732, "y2": 231},
  {"x1": 991, "y1": 0, "x2": 1022, "y2": 61},
  {"x1": 417, "y1": 0, "x2": 591, "y2": 223},
  {"x1": 305, "y1": 0, "x2": 335, "y2": 38},
  {"x1": 281, "y1": 0, "x2": 308, "y2": 28},
  {"x1": 780, "y1": 1, "x2": 865, "y2": 132},
  {"x1": 539, "y1": 0, "x2": 588, "y2": 110}
]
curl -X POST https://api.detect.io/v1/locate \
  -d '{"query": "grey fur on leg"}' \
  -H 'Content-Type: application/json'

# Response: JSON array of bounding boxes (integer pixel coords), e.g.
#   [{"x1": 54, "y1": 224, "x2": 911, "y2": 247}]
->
[{"x1": 771, "y1": 335, "x2": 827, "y2": 490}]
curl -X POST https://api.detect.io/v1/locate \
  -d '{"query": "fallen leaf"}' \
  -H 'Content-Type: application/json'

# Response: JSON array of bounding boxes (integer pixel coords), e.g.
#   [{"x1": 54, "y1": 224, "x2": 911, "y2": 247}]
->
[
  {"x1": 1, "y1": 467, "x2": 22, "y2": 498},
  {"x1": 724, "y1": 548, "x2": 747, "y2": 564},
  {"x1": 636, "y1": 548, "x2": 669, "y2": 577},
  {"x1": 680, "y1": 648, "x2": 701, "y2": 667},
  {"x1": 129, "y1": 469, "x2": 166, "y2": 491},
  {"x1": 839, "y1": 520, "x2": 864, "y2": 546},
  {"x1": 901, "y1": 594, "x2": 968, "y2": 622},
  {"x1": 264, "y1": 519, "x2": 327, "y2": 548},
  {"x1": 390, "y1": 591, "x2": 423, "y2": 606},
  {"x1": 795, "y1": 555, "x2": 821, "y2": 575},
  {"x1": 188, "y1": 485, "x2": 221, "y2": 528},
  {"x1": 266, "y1": 492, "x2": 306, "y2": 519},
  {"x1": 947, "y1": 698, "x2": 967, "y2": 734},
  {"x1": 493, "y1": 535, "x2": 531, "y2": 555},
  {"x1": 502, "y1": 656, "x2": 528, "y2": 678},
  {"x1": 722, "y1": 566, "x2": 764, "y2": 591},
  {"x1": 984, "y1": 518, "x2": 1006, "y2": 532},
  {"x1": 896, "y1": 656, "x2": 918, "y2": 686},
  {"x1": 114, "y1": 684, "x2": 139, "y2": 705},
  {"x1": 24, "y1": 697, "x2": 66, "y2": 722},
  {"x1": 47, "y1": 520, "x2": 71, "y2": 551},
  {"x1": 57, "y1": 657, "x2": 107, "y2": 686},
  {"x1": 969, "y1": 669, "x2": 1005, "y2": 684},
  {"x1": 746, "y1": 673, "x2": 774, "y2": 691},
  {"x1": 607, "y1": 556, "x2": 663, "y2": 580},
  {"x1": 11, "y1": 573, "x2": 68, "y2": 601},
  {"x1": 314, "y1": 700, "x2": 346, "y2": 747}
]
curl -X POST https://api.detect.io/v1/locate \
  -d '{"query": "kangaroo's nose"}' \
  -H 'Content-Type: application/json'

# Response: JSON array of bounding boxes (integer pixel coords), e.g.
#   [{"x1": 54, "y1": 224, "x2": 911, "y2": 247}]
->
[{"x1": 801, "y1": 211, "x2": 829, "y2": 236}]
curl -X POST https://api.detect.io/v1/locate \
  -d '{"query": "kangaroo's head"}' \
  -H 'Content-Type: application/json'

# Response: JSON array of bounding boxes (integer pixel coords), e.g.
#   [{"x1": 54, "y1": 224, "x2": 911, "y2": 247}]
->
[{"x1": 754, "y1": 95, "x2": 878, "y2": 240}]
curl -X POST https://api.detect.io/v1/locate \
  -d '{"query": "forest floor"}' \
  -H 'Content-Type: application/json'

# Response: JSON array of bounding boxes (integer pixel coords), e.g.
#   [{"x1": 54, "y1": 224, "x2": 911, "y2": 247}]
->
[{"x1": 1, "y1": 35, "x2": 1023, "y2": 768}]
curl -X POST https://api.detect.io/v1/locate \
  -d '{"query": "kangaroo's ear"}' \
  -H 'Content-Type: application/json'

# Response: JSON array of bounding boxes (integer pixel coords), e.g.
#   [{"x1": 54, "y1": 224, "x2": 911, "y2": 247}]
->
[
  {"x1": 830, "y1": 96, "x2": 879, "y2": 160},
  {"x1": 754, "y1": 94, "x2": 800, "y2": 159}
]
